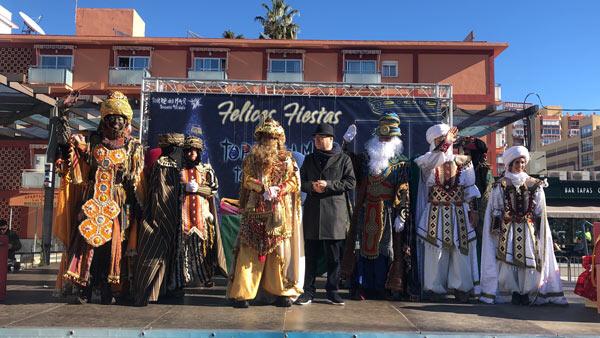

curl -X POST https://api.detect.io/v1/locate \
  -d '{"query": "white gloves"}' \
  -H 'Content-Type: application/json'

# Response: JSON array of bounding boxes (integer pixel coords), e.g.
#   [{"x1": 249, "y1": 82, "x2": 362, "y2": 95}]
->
[
  {"x1": 186, "y1": 179, "x2": 199, "y2": 193},
  {"x1": 343, "y1": 124, "x2": 357, "y2": 143},
  {"x1": 393, "y1": 215, "x2": 405, "y2": 233},
  {"x1": 262, "y1": 186, "x2": 280, "y2": 201}
]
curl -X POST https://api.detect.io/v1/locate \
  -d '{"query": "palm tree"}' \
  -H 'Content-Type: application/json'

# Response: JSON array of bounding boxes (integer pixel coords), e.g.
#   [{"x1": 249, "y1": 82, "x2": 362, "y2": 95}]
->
[
  {"x1": 222, "y1": 30, "x2": 245, "y2": 39},
  {"x1": 255, "y1": 0, "x2": 299, "y2": 40}
]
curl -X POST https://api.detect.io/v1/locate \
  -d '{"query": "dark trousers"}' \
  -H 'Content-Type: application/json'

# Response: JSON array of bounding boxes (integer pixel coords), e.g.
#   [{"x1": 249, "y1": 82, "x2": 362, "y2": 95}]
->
[{"x1": 303, "y1": 239, "x2": 343, "y2": 297}]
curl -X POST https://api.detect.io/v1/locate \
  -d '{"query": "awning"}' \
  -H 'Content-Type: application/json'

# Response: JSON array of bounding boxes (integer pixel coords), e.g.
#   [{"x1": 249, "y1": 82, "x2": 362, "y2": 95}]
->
[
  {"x1": 455, "y1": 105, "x2": 539, "y2": 137},
  {"x1": 546, "y1": 205, "x2": 600, "y2": 219}
]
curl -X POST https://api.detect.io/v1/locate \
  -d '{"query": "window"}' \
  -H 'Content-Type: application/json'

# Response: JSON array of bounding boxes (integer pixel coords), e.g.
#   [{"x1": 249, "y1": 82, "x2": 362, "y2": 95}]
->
[
  {"x1": 582, "y1": 139, "x2": 593, "y2": 153},
  {"x1": 345, "y1": 60, "x2": 377, "y2": 74},
  {"x1": 581, "y1": 125, "x2": 593, "y2": 138},
  {"x1": 33, "y1": 154, "x2": 46, "y2": 171},
  {"x1": 382, "y1": 61, "x2": 397, "y2": 77},
  {"x1": 582, "y1": 153, "x2": 593, "y2": 167},
  {"x1": 117, "y1": 56, "x2": 149, "y2": 70},
  {"x1": 194, "y1": 58, "x2": 226, "y2": 72},
  {"x1": 40, "y1": 55, "x2": 72, "y2": 69},
  {"x1": 269, "y1": 59, "x2": 302, "y2": 73}
]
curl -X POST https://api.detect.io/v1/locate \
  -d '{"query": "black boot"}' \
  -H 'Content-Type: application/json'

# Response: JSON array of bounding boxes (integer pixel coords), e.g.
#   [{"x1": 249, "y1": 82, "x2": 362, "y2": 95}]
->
[
  {"x1": 520, "y1": 293, "x2": 530, "y2": 306},
  {"x1": 100, "y1": 284, "x2": 113, "y2": 305},
  {"x1": 511, "y1": 292, "x2": 520, "y2": 305},
  {"x1": 275, "y1": 296, "x2": 292, "y2": 307},
  {"x1": 233, "y1": 300, "x2": 250, "y2": 308}
]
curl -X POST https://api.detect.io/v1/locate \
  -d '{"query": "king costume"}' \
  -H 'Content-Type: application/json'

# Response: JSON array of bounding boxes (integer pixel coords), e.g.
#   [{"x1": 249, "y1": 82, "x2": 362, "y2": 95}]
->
[
  {"x1": 134, "y1": 134, "x2": 227, "y2": 306},
  {"x1": 54, "y1": 91, "x2": 145, "y2": 304},
  {"x1": 342, "y1": 113, "x2": 417, "y2": 300},
  {"x1": 480, "y1": 146, "x2": 567, "y2": 305},
  {"x1": 227, "y1": 118, "x2": 304, "y2": 308},
  {"x1": 415, "y1": 124, "x2": 481, "y2": 302}
]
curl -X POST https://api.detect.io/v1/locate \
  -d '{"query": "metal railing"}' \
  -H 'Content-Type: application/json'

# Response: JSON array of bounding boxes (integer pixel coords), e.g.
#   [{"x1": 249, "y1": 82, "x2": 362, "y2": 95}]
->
[{"x1": 555, "y1": 255, "x2": 585, "y2": 282}]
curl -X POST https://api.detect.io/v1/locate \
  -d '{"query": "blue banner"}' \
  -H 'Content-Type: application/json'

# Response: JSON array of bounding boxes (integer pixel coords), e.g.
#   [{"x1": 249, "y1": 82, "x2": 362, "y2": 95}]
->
[{"x1": 147, "y1": 93, "x2": 443, "y2": 198}]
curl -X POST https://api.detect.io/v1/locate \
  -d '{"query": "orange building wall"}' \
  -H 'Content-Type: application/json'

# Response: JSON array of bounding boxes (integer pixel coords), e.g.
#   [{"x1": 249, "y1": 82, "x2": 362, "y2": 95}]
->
[
  {"x1": 228, "y1": 51, "x2": 263, "y2": 80},
  {"x1": 381, "y1": 53, "x2": 413, "y2": 83},
  {"x1": 76, "y1": 8, "x2": 135, "y2": 37},
  {"x1": 73, "y1": 48, "x2": 110, "y2": 91},
  {"x1": 418, "y1": 54, "x2": 488, "y2": 95},
  {"x1": 304, "y1": 52, "x2": 338, "y2": 82},
  {"x1": 151, "y1": 50, "x2": 187, "y2": 78}
]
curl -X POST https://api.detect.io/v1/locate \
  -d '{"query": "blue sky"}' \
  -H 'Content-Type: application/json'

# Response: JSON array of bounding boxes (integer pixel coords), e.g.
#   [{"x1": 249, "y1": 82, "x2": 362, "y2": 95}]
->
[{"x1": 3, "y1": 0, "x2": 599, "y2": 112}]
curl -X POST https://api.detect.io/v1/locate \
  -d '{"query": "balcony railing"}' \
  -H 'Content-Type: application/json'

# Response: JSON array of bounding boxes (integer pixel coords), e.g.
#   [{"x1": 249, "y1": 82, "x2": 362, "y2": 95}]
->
[
  {"x1": 21, "y1": 169, "x2": 61, "y2": 189},
  {"x1": 188, "y1": 70, "x2": 227, "y2": 80},
  {"x1": 266, "y1": 72, "x2": 303, "y2": 82},
  {"x1": 109, "y1": 68, "x2": 150, "y2": 86},
  {"x1": 28, "y1": 67, "x2": 73, "y2": 86},
  {"x1": 343, "y1": 73, "x2": 381, "y2": 84}
]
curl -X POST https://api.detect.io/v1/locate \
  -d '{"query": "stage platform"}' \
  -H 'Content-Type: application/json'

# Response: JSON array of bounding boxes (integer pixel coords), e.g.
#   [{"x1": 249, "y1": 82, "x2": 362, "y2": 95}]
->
[{"x1": 1, "y1": 264, "x2": 599, "y2": 338}]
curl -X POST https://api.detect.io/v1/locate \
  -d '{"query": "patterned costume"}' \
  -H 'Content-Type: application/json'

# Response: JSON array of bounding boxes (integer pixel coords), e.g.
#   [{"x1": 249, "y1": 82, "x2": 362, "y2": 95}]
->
[
  {"x1": 54, "y1": 91, "x2": 144, "y2": 303},
  {"x1": 480, "y1": 146, "x2": 566, "y2": 305},
  {"x1": 227, "y1": 119, "x2": 304, "y2": 307},
  {"x1": 342, "y1": 113, "x2": 416, "y2": 299},
  {"x1": 176, "y1": 136, "x2": 227, "y2": 287},
  {"x1": 133, "y1": 133, "x2": 186, "y2": 306},
  {"x1": 415, "y1": 124, "x2": 480, "y2": 301}
]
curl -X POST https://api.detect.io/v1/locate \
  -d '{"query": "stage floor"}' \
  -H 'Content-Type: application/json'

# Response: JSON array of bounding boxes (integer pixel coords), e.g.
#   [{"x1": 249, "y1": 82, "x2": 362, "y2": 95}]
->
[{"x1": 1, "y1": 264, "x2": 599, "y2": 337}]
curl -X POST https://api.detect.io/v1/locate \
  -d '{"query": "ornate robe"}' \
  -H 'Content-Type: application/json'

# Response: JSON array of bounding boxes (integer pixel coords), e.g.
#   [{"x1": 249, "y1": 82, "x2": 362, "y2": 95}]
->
[
  {"x1": 227, "y1": 151, "x2": 304, "y2": 300},
  {"x1": 346, "y1": 154, "x2": 415, "y2": 294},
  {"x1": 480, "y1": 175, "x2": 567, "y2": 305},
  {"x1": 55, "y1": 133, "x2": 144, "y2": 290},
  {"x1": 415, "y1": 151, "x2": 481, "y2": 295},
  {"x1": 176, "y1": 163, "x2": 227, "y2": 285}
]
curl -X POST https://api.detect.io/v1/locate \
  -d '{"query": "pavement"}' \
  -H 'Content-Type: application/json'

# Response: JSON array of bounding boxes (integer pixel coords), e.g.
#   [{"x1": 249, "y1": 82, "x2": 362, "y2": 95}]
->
[{"x1": 1, "y1": 264, "x2": 599, "y2": 337}]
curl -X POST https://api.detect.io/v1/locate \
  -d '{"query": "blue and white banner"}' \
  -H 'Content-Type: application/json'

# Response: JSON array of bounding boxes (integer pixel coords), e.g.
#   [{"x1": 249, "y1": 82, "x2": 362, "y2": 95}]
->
[{"x1": 147, "y1": 93, "x2": 443, "y2": 198}]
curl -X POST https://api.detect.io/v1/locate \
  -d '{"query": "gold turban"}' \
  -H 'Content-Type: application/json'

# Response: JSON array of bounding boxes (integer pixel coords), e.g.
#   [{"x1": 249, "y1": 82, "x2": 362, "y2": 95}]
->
[
  {"x1": 184, "y1": 136, "x2": 204, "y2": 151},
  {"x1": 100, "y1": 91, "x2": 133, "y2": 121},
  {"x1": 158, "y1": 133, "x2": 185, "y2": 148}
]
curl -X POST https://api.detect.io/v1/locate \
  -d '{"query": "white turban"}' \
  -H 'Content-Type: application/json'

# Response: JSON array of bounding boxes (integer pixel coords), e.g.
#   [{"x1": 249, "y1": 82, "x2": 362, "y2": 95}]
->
[
  {"x1": 502, "y1": 146, "x2": 530, "y2": 170},
  {"x1": 426, "y1": 123, "x2": 451, "y2": 150}
]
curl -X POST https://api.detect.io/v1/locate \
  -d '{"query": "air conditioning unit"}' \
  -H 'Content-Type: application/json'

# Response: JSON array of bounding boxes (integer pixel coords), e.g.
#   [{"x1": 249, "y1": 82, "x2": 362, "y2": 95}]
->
[
  {"x1": 548, "y1": 170, "x2": 567, "y2": 180},
  {"x1": 568, "y1": 171, "x2": 591, "y2": 181}
]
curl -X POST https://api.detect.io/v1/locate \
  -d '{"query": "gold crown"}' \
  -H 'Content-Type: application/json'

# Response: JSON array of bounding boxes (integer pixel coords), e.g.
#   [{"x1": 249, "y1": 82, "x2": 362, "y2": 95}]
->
[
  {"x1": 100, "y1": 91, "x2": 133, "y2": 121},
  {"x1": 254, "y1": 118, "x2": 285, "y2": 140}
]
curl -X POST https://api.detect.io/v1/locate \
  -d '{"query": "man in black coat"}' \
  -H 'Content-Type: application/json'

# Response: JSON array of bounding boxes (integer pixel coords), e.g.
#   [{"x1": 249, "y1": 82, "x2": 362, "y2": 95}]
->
[{"x1": 295, "y1": 123, "x2": 356, "y2": 305}]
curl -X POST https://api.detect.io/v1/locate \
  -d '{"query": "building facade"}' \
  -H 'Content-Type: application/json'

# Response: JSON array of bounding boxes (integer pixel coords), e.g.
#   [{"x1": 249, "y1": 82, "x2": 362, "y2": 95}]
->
[{"x1": 0, "y1": 8, "x2": 508, "y2": 240}]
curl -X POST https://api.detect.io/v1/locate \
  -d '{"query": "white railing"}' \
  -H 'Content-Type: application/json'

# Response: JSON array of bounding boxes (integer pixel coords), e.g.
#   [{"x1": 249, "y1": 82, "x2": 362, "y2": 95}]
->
[
  {"x1": 28, "y1": 67, "x2": 73, "y2": 86},
  {"x1": 109, "y1": 68, "x2": 150, "y2": 85},
  {"x1": 187, "y1": 70, "x2": 227, "y2": 80},
  {"x1": 343, "y1": 73, "x2": 381, "y2": 84},
  {"x1": 267, "y1": 72, "x2": 303, "y2": 82},
  {"x1": 21, "y1": 169, "x2": 61, "y2": 189}
]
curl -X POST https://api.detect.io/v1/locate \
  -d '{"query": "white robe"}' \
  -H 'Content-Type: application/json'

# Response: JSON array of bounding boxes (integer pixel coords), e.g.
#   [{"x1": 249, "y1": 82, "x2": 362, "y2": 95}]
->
[
  {"x1": 479, "y1": 174, "x2": 567, "y2": 305},
  {"x1": 415, "y1": 150, "x2": 481, "y2": 295}
]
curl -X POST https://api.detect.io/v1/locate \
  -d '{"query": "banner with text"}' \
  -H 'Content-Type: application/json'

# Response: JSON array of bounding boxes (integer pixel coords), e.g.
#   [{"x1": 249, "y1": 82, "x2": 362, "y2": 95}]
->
[{"x1": 147, "y1": 93, "x2": 443, "y2": 198}]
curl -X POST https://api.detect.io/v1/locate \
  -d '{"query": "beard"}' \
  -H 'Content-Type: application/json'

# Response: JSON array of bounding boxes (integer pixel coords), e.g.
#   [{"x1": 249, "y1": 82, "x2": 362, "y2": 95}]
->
[
  {"x1": 366, "y1": 136, "x2": 403, "y2": 175},
  {"x1": 250, "y1": 139, "x2": 280, "y2": 169}
]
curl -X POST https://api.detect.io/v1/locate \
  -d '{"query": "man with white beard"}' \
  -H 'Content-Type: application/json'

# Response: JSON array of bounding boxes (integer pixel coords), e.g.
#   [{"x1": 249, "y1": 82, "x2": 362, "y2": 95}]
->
[
  {"x1": 415, "y1": 124, "x2": 481, "y2": 303},
  {"x1": 342, "y1": 113, "x2": 416, "y2": 300}
]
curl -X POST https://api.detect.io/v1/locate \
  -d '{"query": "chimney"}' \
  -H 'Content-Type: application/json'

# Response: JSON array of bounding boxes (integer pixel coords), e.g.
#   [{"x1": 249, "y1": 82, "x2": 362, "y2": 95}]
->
[{"x1": 76, "y1": 8, "x2": 145, "y2": 37}]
